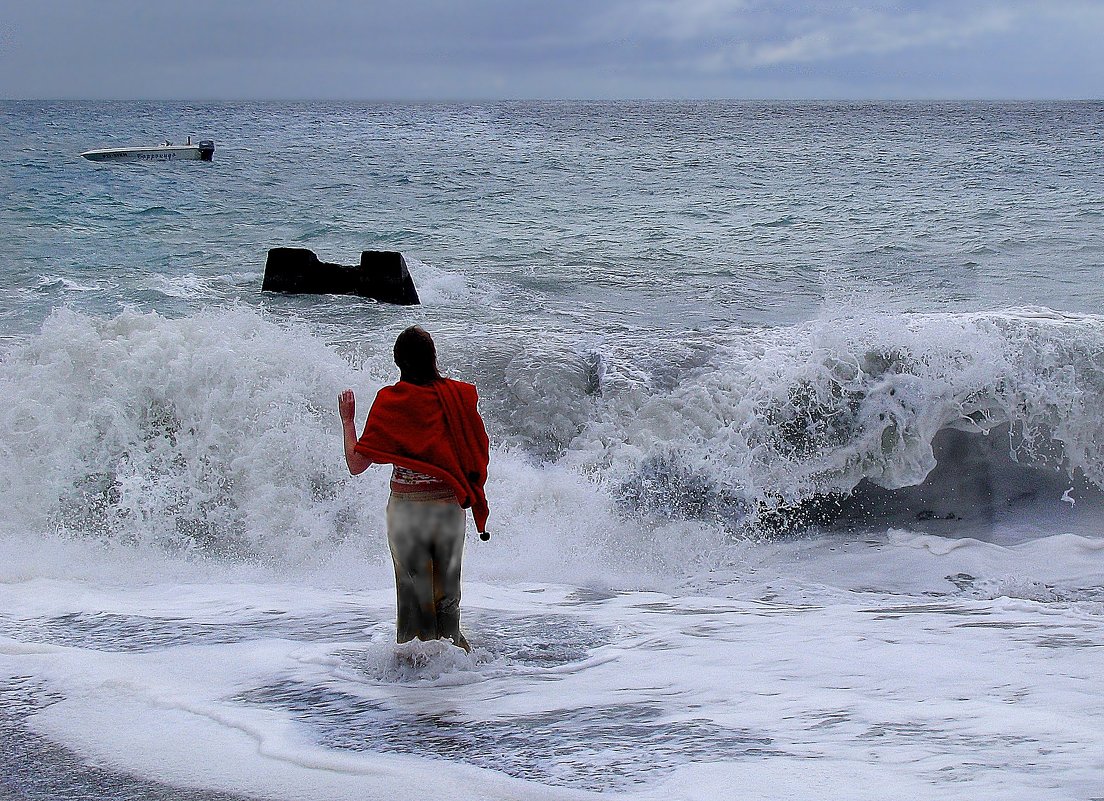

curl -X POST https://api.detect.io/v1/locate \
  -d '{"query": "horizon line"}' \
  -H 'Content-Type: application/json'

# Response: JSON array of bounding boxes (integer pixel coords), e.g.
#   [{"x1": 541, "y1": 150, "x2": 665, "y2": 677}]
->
[{"x1": 3, "y1": 96, "x2": 1103, "y2": 104}]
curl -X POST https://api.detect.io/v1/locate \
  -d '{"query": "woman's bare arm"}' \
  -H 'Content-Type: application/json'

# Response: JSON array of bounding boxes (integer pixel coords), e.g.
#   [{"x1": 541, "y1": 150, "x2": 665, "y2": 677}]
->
[{"x1": 339, "y1": 389, "x2": 373, "y2": 475}]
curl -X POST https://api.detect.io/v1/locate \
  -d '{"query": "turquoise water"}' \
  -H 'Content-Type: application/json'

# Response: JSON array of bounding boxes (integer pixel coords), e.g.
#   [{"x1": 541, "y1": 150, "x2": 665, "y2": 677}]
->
[
  {"x1": 4, "y1": 101, "x2": 1104, "y2": 338},
  {"x1": 2, "y1": 101, "x2": 1104, "y2": 800}
]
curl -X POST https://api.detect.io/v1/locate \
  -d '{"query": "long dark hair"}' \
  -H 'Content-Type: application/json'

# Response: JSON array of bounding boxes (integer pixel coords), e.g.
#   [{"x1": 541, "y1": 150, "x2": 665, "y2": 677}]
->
[{"x1": 394, "y1": 325, "x2": 442, "y2": 385}]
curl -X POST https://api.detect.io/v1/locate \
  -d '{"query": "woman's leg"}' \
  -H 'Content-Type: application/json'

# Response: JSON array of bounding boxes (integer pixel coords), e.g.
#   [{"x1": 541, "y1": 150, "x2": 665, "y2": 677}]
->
[
  {"x1": 386, "y1": 496, "x2": 438, "y2": 643},
  {"x1": 430, "y1": 502, "x2": 469, "y2": 651}
]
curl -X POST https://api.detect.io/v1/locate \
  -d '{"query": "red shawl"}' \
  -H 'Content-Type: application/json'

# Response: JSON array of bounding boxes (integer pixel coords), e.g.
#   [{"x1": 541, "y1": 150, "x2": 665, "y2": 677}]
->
[{"x1": 354, "y1": 378, "x2": 490, "y2": 533}]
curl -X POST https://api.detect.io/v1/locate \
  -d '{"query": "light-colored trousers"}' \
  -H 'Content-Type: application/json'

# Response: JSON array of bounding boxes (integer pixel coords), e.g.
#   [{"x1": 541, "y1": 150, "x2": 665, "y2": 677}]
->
[{"x1": 386, "y1": 493, "x2": 469, "y2": 651}]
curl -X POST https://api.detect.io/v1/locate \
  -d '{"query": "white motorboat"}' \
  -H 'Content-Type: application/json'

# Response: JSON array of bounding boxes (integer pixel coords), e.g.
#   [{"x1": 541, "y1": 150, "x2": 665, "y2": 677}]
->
[{"x1": 80, "y1": 137, "x2": 215, "y2": 162}]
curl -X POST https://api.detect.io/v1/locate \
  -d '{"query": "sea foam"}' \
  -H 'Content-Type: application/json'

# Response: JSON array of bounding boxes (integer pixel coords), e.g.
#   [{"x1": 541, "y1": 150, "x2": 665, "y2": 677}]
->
[{"x1": 2, "y1": 305, "x2": 1103, "y2": 582}]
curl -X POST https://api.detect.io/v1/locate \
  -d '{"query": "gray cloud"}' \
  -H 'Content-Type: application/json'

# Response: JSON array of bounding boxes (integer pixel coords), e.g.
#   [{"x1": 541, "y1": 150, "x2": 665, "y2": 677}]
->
[{"x1": 1, "y1": 0, "x2": 1102, "y2": 99}]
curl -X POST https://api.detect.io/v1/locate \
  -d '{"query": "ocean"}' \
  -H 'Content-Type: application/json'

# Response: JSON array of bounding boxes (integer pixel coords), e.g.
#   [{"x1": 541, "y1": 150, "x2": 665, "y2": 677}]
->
[{"x1": 1, "y1": 100, "x2": 1103, "y2": 800}]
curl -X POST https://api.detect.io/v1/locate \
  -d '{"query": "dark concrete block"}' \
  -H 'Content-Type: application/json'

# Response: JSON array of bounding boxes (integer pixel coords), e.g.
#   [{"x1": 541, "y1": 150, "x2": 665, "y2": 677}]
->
[{"x1": 262, "y1": 248, "x2": 420, "y2": 305}]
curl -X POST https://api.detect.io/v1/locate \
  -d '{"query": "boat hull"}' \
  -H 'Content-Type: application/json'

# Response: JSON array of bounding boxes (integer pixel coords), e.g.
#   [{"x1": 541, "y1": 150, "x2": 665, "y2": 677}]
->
[{"x1": 80, "y1": 142, "x2": 214, "y2": 163}]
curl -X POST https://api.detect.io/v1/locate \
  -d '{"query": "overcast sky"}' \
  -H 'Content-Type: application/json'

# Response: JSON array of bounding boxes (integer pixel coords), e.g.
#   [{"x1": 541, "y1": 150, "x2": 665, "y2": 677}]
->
[{"x1": 2, "y1": 1, "x2": 1102, "y2": 100}]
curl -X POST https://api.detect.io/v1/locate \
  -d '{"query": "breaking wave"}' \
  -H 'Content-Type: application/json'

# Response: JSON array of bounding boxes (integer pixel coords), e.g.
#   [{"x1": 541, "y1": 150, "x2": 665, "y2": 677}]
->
[
  {"x1": 573, "y1": 307, "x2": 1104, "y2": 531},
  {"x1": 1, "y1": 305, "x2": 1102, "y2": 572}
]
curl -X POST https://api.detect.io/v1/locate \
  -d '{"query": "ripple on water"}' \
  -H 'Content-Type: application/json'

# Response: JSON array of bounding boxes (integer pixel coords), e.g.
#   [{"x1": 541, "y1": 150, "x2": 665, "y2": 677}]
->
[
  {"x1": 0, "y1": 608, "x2": 380, "y2": 652},
  {"x1": 225, "y1": 610, "x2": 776, "y2": 789},
  {"x1": 237, "y1": 679, "x2": 780, "y2": 791},
  {"x1": 324, "y1": 610, "x2": 613, "y2": 685},
  {"x1": 0, "y1": 608, "x2": 609, "y2": 659}
]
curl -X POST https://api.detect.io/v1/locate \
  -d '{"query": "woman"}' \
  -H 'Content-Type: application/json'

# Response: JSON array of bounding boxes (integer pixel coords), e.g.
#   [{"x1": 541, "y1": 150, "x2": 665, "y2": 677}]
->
[{"x1": 339, "y1": 326, "x2": 489, "y2": 652}]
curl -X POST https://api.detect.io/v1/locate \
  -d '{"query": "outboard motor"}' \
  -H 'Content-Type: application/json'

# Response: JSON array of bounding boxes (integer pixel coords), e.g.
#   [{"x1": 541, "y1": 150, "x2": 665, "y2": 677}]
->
[{"x1": 197, "y1": 140, "x2": 215, "y2": 161}]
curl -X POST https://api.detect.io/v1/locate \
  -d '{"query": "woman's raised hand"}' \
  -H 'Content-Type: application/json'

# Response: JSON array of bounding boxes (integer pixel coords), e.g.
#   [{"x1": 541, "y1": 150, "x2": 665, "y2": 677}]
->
[{"x1": 338, "y1": 389, "x2": 356, "y2": 423}]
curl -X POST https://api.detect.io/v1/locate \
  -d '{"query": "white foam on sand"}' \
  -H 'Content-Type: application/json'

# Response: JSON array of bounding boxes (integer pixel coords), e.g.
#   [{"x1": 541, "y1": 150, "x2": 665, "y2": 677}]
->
[{"x1": 4, "y1": 531, "x2": 1103, "y2": 801}]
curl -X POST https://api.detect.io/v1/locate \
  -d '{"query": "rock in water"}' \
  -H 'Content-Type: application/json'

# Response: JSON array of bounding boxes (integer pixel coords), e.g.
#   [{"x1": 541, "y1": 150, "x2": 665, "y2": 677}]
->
[
  {"x1": 262, "y1": 248, "x2": 420, "y2": 305},
  {"x1": 357, "y1": 250, "x2": 421, "y2": 306}
]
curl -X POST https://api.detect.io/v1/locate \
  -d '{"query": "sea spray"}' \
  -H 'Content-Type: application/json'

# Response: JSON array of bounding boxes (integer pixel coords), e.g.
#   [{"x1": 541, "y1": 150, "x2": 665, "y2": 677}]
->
[
  {"x1": 573, "y1": 308, "x2": 1104, "y2": 529},
  {"x1": 0, "y1": 307, "x2": 381, "y2": 561},
  {"x1": 2, "y1": 305, "x2": 1103, "y2": 578},
  {"x1": 0, "y1": 307, "x2": 723, "y2": 587}
]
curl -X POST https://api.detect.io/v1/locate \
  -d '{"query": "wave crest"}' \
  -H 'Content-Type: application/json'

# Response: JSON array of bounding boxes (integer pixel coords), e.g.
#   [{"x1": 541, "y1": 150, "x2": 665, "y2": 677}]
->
[{"x1": 573, "y1": 308, "x2": 1104, "y2": 529}]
